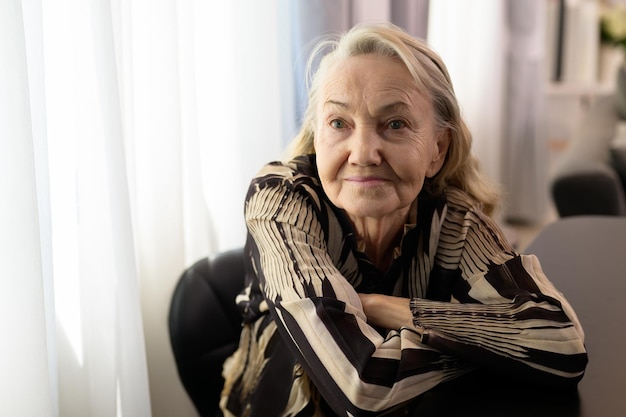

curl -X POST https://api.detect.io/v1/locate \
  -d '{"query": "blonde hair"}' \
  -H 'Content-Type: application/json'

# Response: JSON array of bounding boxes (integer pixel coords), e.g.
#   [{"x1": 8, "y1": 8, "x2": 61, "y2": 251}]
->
[{"x1": 284, "y1": 23, "x2": 501, "y2": 215}]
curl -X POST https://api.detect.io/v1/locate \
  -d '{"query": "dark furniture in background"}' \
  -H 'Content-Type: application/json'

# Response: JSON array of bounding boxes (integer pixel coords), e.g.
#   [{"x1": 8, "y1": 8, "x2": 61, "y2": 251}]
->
[
  {"x1": 550, "y1": 94, "x2": 626, "y2": 217},
  {"x1": 169, "y1": 216, "x2": 626, "y2": 416},
  {"x1": 168, "y1": 248, "x2": 245, "y2": 417}
]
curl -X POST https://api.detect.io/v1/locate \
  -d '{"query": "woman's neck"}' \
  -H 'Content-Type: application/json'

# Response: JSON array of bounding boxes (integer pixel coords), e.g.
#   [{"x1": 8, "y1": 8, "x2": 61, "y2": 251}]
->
[{"x1": 349, "y1": 214, "x2": 407, "y2": 272}]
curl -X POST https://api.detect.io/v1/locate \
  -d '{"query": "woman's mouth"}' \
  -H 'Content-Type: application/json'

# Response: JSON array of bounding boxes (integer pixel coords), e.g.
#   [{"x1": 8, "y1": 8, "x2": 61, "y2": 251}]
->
[{"x1": 345, "y1": 175, "x2": 387, "y2": 186}]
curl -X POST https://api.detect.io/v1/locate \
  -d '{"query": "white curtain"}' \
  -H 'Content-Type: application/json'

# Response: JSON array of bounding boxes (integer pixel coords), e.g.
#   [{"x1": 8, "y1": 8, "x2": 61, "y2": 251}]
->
[
  {"x1": 428, "y1": 0, "x2": 550, "y2": 224},
  {"x1": 428, "y1": 0, "x2": 508, "y2": 187},
  {"x1": 502, "y1": 0, "x2": 550, "y2": 223},
  {"x1": 1, "y1": 2, "x2": 58, "y2": 414},
  {"x1": 1, "y1": 0, "x2": 291, "y2": 416}
]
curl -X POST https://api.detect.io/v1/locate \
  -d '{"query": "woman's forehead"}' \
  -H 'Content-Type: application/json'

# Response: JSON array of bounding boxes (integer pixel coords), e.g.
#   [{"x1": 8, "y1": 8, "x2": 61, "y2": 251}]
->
[{"x1": 318, "y1": 54, "x2": 431, "y2": 113}]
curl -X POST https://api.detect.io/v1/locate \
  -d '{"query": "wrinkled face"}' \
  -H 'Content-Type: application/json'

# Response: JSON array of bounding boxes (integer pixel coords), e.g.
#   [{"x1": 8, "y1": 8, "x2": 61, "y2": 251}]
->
[{"x1": 314, "y1": 54, "x2": 449, "y2": 221}]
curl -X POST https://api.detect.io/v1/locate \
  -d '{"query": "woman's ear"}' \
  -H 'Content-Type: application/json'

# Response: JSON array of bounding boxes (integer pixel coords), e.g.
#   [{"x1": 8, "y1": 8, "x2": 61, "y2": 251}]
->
[{"x1": 426, "y1": 130, "x2": 450, "y2": 178}]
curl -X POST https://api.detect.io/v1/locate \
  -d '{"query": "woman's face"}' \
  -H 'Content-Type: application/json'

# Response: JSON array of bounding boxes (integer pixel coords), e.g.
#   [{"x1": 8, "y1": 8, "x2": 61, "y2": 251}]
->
[{"x1": 314, "y1": 54, "x2": 449, "y2": 222}]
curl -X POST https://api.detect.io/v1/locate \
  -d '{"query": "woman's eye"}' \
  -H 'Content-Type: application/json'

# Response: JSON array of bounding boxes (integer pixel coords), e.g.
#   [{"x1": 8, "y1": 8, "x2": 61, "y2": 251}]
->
[
  {"x1": 330, "y1": 119, "x2": 344, "y2": 129},
  {"x1": 388, "y1": 120, "x2": 405, "y2": 130},
  {"x1": 330, "y1": 119, "x2": 346, "y2": 129}
]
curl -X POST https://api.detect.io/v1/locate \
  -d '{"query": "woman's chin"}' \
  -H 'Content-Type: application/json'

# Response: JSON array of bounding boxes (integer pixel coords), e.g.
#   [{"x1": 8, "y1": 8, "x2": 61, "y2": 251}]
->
[{"x1": 342, "y1": 201, "x2": 398, "y2": 221}]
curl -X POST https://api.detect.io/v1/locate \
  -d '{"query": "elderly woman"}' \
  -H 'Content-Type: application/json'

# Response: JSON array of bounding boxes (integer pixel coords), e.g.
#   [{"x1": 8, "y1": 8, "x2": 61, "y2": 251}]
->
[{"x1": 220, "y1": 23, "x2": 587, "y2": 417}]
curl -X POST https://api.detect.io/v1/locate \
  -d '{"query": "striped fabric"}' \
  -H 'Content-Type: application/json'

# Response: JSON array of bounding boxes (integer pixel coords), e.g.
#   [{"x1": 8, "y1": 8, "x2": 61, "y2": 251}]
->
[{"x1": 220, "y1": 155, "x2": 587, "y2": 417}]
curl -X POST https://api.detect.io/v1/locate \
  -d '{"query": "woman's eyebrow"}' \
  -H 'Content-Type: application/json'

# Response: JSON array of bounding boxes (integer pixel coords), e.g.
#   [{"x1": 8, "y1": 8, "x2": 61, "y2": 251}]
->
[
  {"x1": 377, "y1": 101, "x2": 411, "y2": 114},
  {"x1": 323, "y1": 99, "x2": 350, "y2": 110}
]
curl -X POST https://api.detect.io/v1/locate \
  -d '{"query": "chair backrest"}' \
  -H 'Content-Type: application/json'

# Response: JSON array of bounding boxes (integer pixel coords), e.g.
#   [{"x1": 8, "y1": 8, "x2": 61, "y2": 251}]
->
[{"x1": 168, "y1": 248, "x2": 245, "y2": 417}]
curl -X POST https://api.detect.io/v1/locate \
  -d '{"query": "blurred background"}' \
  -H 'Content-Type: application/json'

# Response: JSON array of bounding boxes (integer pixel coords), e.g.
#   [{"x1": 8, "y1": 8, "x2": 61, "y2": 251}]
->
[{"x1": 2, "y1": 0, "x2": 623, "y2": 416}]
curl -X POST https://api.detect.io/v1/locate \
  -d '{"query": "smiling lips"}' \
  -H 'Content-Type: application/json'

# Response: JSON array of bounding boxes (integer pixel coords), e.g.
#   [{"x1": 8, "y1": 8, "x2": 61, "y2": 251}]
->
[{"x1": 344, "y1": 175, "x2": 388, "y2": 187}]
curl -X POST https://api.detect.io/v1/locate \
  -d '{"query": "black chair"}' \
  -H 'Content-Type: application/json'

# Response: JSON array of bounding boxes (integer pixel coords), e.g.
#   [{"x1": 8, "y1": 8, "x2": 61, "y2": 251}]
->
[{"x1": 168, "y1": 248, "x2": 245, "y2": 417}]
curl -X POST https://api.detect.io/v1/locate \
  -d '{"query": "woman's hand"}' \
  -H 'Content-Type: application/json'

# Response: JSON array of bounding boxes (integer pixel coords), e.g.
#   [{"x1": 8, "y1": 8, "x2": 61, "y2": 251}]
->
[{"x1": 358, "y1": 293, "x2": 414, "y2": 330}]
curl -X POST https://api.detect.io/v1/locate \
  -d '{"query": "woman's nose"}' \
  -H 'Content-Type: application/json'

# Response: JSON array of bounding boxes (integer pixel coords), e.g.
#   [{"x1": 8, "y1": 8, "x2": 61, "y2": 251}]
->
[{"x1": 347, "y1": 126, "x2": 383, "y2": 167}]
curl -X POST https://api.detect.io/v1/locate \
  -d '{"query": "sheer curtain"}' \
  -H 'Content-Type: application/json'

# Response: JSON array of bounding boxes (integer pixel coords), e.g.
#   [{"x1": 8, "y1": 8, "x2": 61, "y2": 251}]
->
[
  {"x1": 502, "y1": 0, "x2": 549, "y2": 223},
  {"x1": 1, "y1": 0, "x2": 291, "y2": 416},
  {"x1": 1, "y1": 2, "x2": 57, "y2": 415},
  {"x1": 428, "y1": 0, "x2": 508, "y2": 187},
  {"x1": 428, "y1": 0, "x2": 550, "y2": 223}
]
